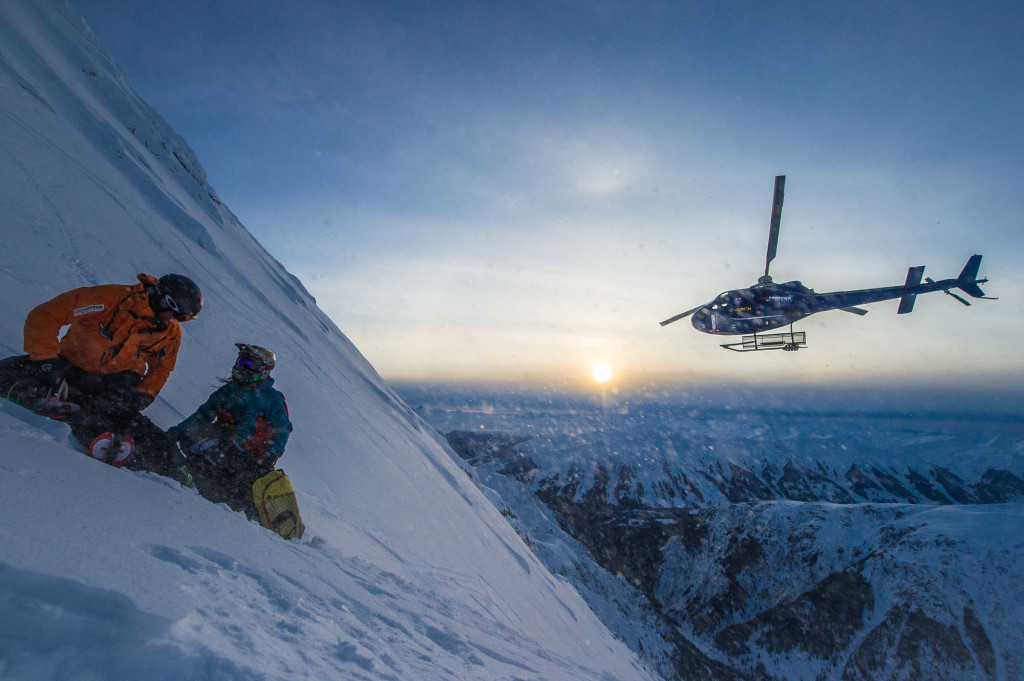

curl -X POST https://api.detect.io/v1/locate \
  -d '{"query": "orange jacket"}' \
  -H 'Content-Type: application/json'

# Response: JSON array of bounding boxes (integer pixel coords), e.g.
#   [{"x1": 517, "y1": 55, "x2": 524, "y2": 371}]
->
[{"x1": 24, "y1": 274, "x2": 182, "y2": 397}]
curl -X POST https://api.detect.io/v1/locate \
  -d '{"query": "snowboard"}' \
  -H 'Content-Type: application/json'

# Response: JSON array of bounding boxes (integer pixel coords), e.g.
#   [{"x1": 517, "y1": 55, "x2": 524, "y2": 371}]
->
[{"x1": 252, "y1": 470, "x2": 304, "y2": 540}]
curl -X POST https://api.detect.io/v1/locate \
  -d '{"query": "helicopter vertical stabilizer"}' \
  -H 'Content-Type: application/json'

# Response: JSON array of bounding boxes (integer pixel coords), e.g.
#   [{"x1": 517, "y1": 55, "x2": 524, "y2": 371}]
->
[
  {"x1": 956, "y1": 254, "x2": 989, "y2": 298},
  {"x1": 897, "y1": 265, "x2": 925, "y2": 314}
]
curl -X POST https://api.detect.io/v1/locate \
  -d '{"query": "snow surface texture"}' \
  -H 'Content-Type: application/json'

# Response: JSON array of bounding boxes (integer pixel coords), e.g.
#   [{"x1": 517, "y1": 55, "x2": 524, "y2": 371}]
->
[{"x1": 0, "y1": 2, "x2": 657, "y2": 679}]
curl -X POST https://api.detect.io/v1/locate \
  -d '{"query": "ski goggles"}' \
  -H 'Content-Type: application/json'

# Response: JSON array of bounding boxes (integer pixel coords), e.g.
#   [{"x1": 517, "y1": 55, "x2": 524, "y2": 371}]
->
[
  {"x1": 162, "y1": 293, "x2": 199, "y2": 322},
  {"x1": 163, "y1": 294, "x2": 181, "y2": 314},
  {"x1": 235, "y1": 356, "x2": 262, "y2": 371}
]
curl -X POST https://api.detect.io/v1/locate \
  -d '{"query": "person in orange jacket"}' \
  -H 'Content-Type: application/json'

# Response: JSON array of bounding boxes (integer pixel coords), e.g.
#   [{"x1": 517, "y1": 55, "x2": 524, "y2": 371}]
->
[{"x1": 0, "y1": 273, "x2": 202, "y2": 480}]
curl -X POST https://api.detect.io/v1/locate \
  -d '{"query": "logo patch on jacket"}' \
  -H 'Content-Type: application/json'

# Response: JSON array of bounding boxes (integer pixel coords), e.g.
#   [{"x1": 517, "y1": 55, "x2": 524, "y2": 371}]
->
[{"x1": 73, "y1": 304, "x2": 104, "y2": 316}]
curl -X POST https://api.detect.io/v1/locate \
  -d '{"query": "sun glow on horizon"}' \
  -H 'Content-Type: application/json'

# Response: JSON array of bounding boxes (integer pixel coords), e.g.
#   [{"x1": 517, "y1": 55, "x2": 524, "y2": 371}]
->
[{"x1": 592, "y1": 361, "x2": 613, "y2": 384}]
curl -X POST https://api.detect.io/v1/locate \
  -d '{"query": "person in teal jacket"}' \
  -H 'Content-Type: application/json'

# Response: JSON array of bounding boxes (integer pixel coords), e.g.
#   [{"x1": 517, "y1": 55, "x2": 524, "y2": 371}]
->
[{"x1": 169, "y1": 343, "x2": 292, "y2": 516}]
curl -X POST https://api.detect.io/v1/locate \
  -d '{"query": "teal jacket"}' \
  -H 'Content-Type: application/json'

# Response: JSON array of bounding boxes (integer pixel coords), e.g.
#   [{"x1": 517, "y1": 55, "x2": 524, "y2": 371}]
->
[{"x1": 173, "y1": 377, "x2": 292, "y2": 465}]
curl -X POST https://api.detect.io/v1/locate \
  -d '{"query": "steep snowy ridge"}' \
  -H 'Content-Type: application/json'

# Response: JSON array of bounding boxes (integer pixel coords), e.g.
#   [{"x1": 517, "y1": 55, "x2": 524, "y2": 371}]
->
[{"x1": 0, "y1": 2, "x2": 656, "y2": 679}]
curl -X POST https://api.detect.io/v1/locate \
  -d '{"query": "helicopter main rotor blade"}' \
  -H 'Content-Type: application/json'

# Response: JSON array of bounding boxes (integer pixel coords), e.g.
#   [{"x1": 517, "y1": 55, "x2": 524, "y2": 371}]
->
[
  {"x1": 764, "y1": 175, "x2": 786, "y2": 280},
  {"x1": 660, "y1": 305, "x2": 703, "y2": 327}
]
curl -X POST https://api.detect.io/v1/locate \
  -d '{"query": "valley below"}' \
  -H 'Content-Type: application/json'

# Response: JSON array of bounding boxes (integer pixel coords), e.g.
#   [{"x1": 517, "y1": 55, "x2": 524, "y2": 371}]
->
[{"x1": 399, "y1": 383, "x2": 1024, "y2": 681}]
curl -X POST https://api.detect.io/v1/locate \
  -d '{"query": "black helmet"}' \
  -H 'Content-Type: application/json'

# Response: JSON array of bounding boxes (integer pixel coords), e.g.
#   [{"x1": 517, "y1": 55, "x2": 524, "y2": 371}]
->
[
  {"x1": 232, "y1": 343, "x2": 276, "y2": 383},
  {"x1": 156, "y1": 274, "x2": 202, "y2": 322}
]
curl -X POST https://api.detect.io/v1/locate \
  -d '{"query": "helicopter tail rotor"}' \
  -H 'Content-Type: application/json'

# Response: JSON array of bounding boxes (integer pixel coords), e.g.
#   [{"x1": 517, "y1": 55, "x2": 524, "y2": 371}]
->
[{"x1": 925, "y1": 277, "x2": 972, "y2": 306}]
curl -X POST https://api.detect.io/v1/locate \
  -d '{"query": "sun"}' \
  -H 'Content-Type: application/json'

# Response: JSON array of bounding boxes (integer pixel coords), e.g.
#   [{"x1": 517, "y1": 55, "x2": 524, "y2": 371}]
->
[{"x1": 592, "y1": 361, "x2": 613, "y2": 384}]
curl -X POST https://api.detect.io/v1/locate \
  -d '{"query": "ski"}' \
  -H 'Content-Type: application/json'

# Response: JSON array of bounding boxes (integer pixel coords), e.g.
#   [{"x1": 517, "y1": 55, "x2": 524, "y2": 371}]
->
[{"x1": 33, "y1": 398, "x2": 81, "y2": 421}]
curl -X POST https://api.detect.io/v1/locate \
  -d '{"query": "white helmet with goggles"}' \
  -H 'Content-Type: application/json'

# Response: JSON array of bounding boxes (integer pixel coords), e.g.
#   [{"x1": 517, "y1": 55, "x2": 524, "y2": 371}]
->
[{"x1": 232, "y1": 343, "x2": 276, "y2": 382}]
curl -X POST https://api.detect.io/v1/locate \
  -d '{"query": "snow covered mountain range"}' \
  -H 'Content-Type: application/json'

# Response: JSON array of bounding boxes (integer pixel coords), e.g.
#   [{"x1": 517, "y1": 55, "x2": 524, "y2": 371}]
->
[
  {"x1": 4, "y1": 2, "x2": 1022, "y2": 680},
  {"x1": 402, "y1": 384, "x2": 1024, "y2": 680},
  {"x1": 0, "y1": 2, "x2": 657, "y2": 679}
]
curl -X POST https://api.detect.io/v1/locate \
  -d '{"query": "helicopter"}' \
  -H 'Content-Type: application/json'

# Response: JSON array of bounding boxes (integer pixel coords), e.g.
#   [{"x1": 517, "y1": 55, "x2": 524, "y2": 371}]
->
[{"x1": 660, "y1": 176, "x2": 995, "y2": 352}]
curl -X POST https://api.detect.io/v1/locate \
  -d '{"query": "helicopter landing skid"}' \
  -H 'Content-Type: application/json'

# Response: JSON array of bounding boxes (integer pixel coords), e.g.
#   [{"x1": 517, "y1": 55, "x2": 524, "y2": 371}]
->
[{"x1": 721, "y1": 328, "x2": 807, "y2": 352}]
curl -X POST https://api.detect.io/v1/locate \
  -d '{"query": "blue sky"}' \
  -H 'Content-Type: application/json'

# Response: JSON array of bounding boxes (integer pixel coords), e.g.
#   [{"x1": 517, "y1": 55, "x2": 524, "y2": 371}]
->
[{"x1": 71, "y1": 0, "x2": 1024, "y2": 389}]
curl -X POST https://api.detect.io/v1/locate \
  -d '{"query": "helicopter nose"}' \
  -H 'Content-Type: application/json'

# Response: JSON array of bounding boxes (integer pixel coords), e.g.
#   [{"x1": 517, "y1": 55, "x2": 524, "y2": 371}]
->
[{"x1": 691, "y1": 308, "x2": 710, "y2": 330}]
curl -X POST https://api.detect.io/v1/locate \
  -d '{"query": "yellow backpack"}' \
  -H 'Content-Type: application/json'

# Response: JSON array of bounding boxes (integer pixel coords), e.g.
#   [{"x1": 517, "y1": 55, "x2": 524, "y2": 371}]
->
[{"x1": 252, "y1": 470, "x2": 305, "y2": 540}]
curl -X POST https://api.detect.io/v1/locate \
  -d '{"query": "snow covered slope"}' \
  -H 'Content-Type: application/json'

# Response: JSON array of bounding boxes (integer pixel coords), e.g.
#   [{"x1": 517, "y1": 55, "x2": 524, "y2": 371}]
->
[{"x1": 0, "y1": 2, "x2": 656, "y2": 679}]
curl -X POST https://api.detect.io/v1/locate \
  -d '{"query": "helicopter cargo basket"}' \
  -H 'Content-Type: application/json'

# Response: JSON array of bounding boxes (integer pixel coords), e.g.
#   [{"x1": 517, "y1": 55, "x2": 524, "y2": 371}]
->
[{"x1": 721, "y1": 330, "x2": 806, "y2": 352}]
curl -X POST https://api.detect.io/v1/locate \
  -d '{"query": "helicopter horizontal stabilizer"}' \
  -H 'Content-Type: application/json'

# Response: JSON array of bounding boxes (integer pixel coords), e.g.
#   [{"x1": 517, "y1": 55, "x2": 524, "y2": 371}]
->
[
  {"x1": 897, "y1": 295, "x2": 916, "y2": 314},
  {"x1": 840, "y1": 306, "x2": 869, "y2": 316},
  {"x1": 897, "y1": 265, "x2": 925, "y2": 314}
]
